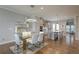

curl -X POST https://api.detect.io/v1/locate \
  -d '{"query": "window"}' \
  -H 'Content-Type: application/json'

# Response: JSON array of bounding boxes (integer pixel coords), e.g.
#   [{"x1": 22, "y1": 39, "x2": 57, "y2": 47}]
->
[
  {"x1": 66, "y1": 25, "x2": 75, "y2": 32},
  {"x1": 52, "y1": 24, "x2": 55, "y2": 32},
  {"x1": 52, "y1": 24, "x2": 59, "y2": 32},
  {"x1": 56, "y1": 24, "x2": 59, "y2": 32}
]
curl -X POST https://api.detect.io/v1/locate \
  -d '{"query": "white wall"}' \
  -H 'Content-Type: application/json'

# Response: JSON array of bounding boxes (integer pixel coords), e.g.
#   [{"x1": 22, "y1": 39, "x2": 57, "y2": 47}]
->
[
  {"x1": 75, "y1": 16, "x2": 79, "y2": 40},
  {"x1": 0, "y1": 8, "x2": 26, "y2": 45}
]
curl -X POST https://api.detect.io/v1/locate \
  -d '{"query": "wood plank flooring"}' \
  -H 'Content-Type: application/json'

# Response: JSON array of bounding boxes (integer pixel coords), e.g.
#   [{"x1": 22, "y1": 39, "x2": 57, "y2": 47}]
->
[
  {"x1": 0, "y1": 39, "x2": 79, "y2": 54},
  {"x1": 35, "y1": 39, "x2": 79, "y2": 54}
]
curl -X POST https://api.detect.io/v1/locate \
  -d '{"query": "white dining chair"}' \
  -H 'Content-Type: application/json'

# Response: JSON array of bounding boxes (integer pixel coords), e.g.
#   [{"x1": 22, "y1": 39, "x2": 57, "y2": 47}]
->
[
  {"x1": 38, "y1": 32, "x2": 44, "y2": 43},
  {"x1": 27, "y1": 32, "x2": 39, "y2": 44},
  {"x1": 14, "y1": 33, "x2": 20, "y2": 45},
  {"x1": 27, "y1": 33, "x2": 39, "y2": 50},
  {"x1": 31, "y1": 33, "x2": 39, "y2": 44}
]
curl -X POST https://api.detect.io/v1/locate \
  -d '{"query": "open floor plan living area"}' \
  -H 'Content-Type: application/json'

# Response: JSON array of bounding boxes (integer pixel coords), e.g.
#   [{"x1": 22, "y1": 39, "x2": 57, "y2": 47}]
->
[{"x1": 0, "y1": 5, "x2": 79, "y2": 54}]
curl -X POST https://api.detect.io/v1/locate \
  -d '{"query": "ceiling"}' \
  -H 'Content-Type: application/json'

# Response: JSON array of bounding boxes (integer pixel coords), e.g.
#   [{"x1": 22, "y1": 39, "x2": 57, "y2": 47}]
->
[{"x1": 0, "y1": 5, "x2": 79, "y2": 21}]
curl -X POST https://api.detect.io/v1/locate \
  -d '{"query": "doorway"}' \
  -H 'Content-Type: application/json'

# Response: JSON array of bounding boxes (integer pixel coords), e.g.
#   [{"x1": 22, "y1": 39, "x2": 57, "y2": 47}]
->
[{"x1": 66, "y1": 19, "x2": 75, "y2": 46}]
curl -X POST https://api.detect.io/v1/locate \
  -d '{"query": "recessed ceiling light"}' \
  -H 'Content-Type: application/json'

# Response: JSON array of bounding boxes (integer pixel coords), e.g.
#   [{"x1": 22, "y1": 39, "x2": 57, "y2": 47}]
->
[{"x1": 40, "y1": 7, "x2": 44, "y2": 10}]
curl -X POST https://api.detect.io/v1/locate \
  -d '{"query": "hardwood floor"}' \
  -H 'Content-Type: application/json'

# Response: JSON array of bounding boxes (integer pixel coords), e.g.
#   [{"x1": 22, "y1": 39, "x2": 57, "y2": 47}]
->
[
  {"x1": 0, "y1": 39, "x2": 79, "y2": 54},
  {"x1": 35, "y1": 39, "x2": 79, "y2": 54}
]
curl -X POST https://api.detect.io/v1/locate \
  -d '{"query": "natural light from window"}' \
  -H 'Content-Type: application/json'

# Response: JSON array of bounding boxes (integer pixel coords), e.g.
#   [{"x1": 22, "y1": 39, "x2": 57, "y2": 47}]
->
[{"x1": 52, "y1": 24, "x2": 59, "y2": 32}]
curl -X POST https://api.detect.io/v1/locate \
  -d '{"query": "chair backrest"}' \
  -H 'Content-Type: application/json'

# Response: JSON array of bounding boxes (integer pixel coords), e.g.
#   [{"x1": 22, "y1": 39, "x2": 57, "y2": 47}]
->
[
  {"x1": 14, "y1": 33, "x2": 20, "y2": 45},
  {"x1": 38, "y1": 32, "x2": 44, "y2": 42},
  {"x1": 31, "y1": 33, "x2": 39, "y2": 44}
]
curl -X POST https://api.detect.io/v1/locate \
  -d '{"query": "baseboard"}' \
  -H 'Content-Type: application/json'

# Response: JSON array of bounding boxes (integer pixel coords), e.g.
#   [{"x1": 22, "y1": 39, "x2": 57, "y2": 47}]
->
[{"x1": 0, "y1": 40, "x2": 15, "y2": 45}]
